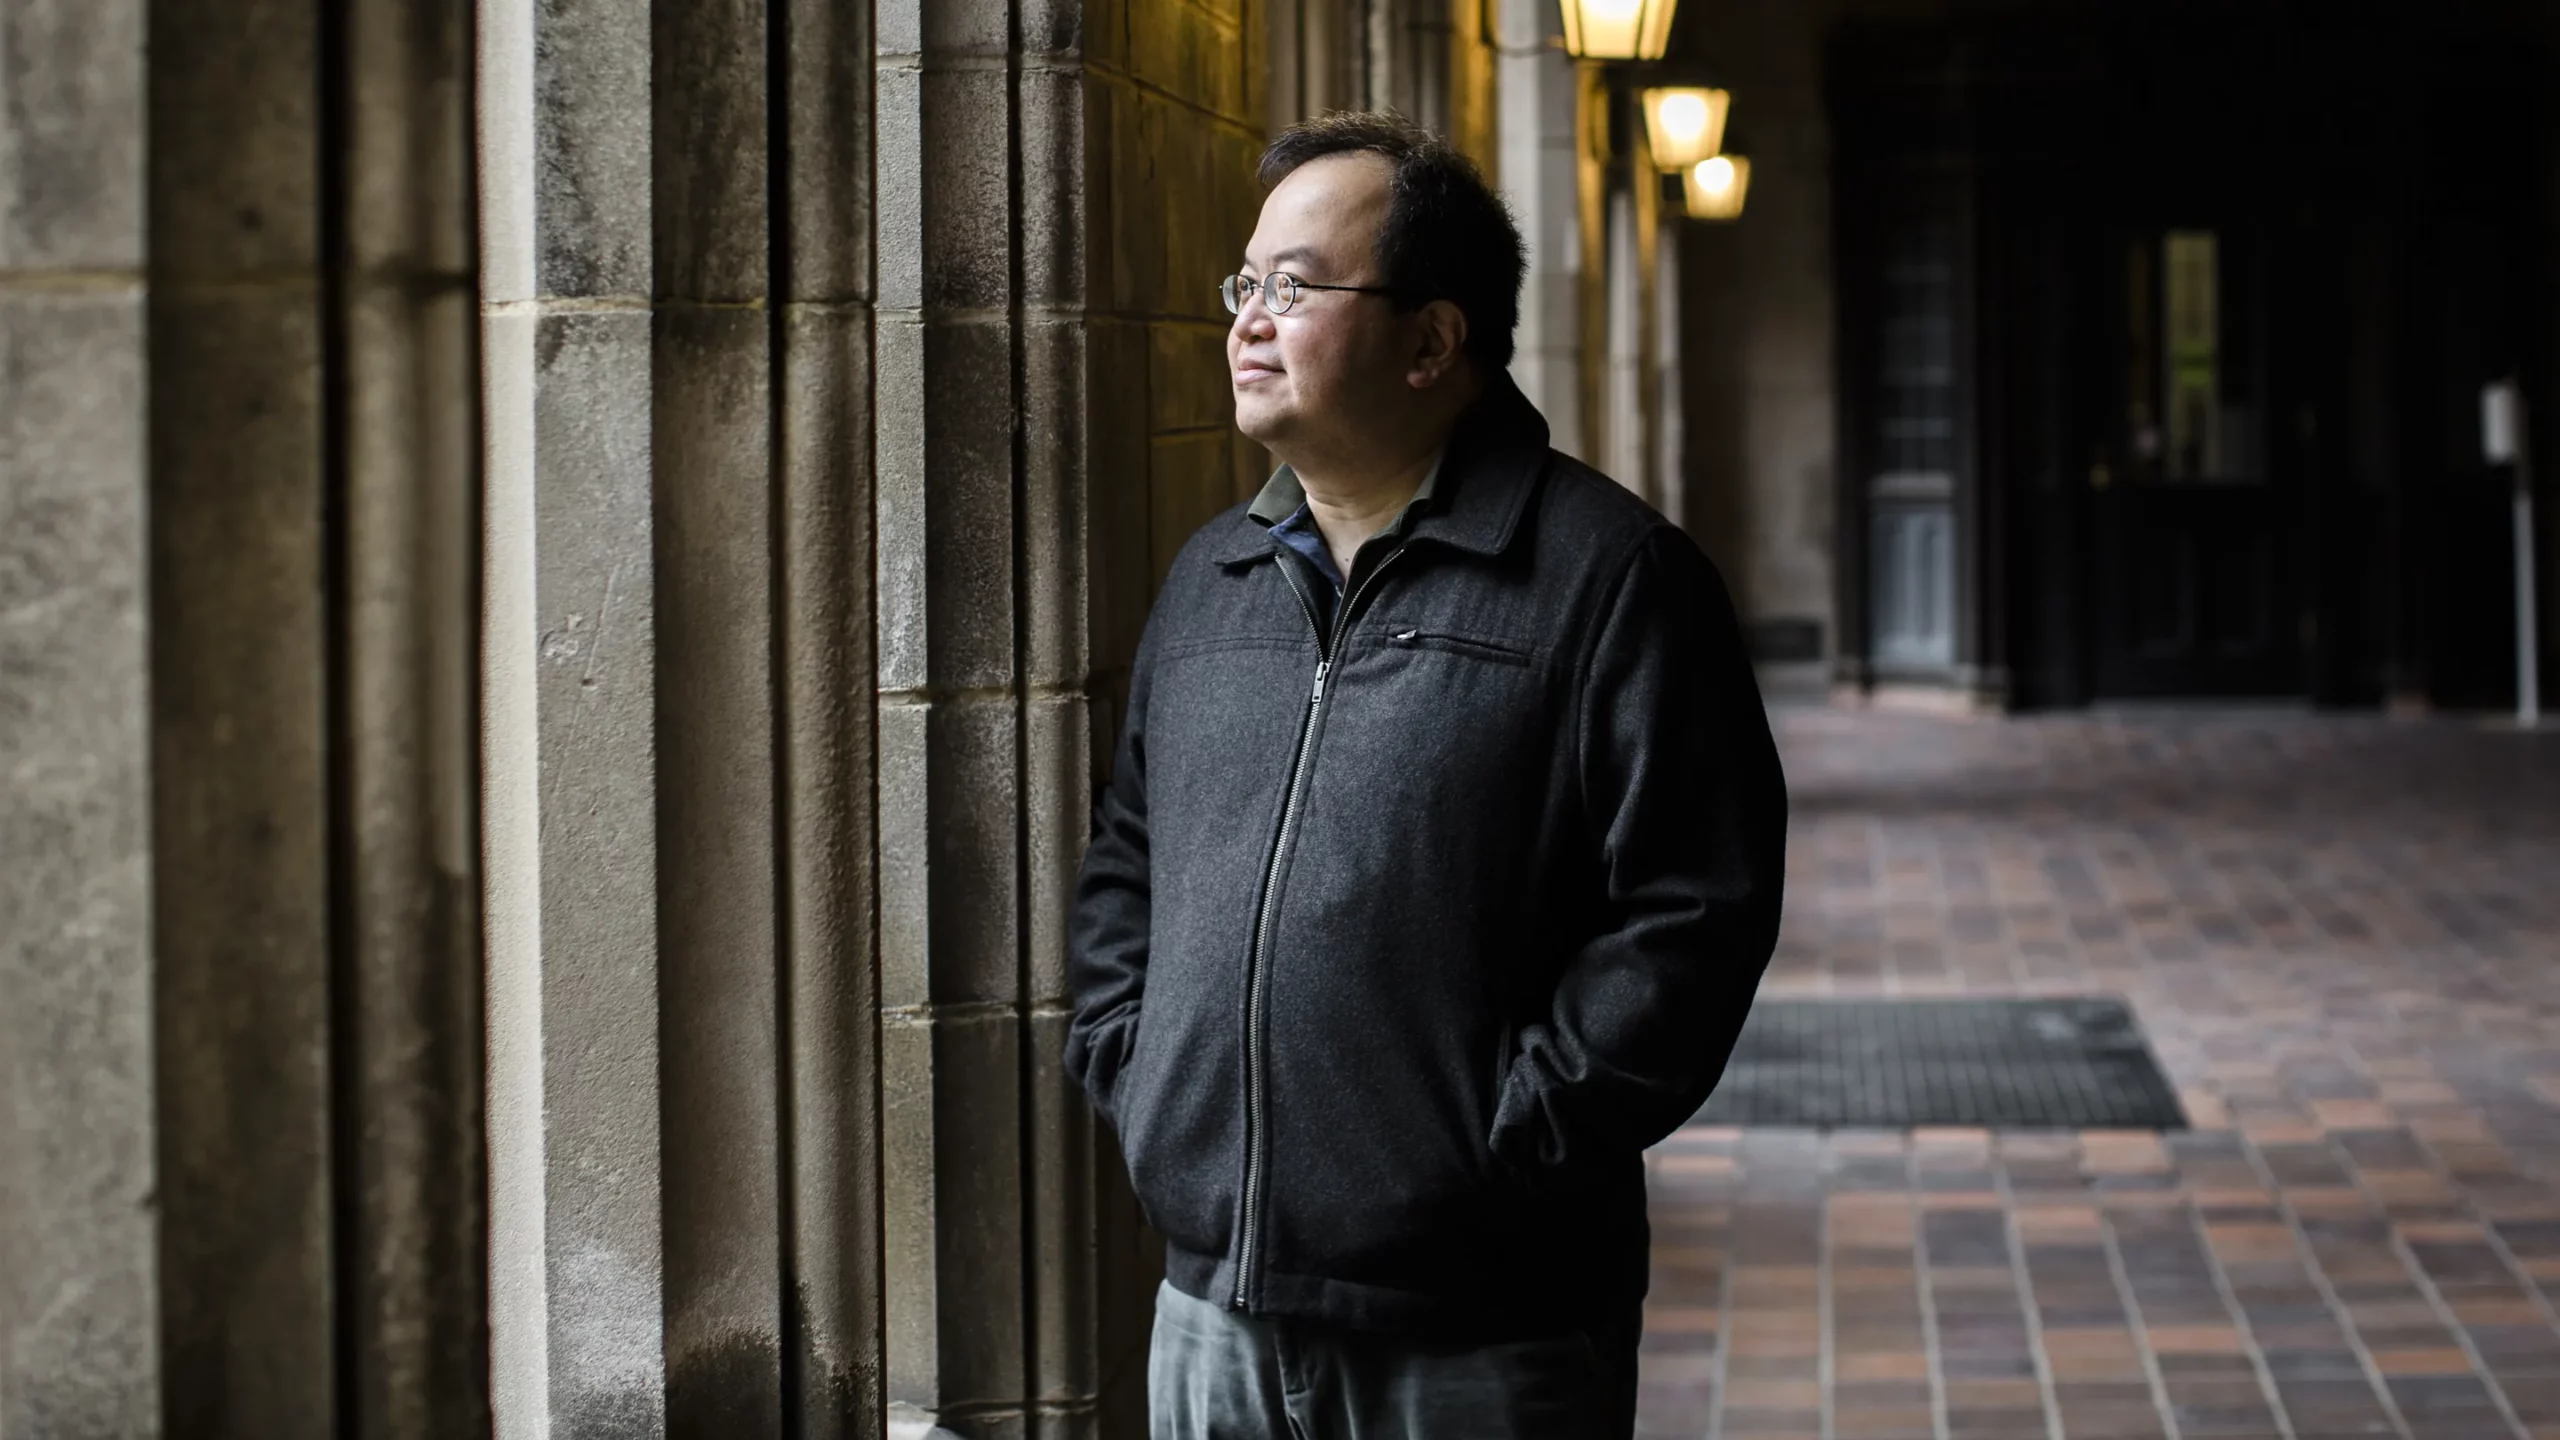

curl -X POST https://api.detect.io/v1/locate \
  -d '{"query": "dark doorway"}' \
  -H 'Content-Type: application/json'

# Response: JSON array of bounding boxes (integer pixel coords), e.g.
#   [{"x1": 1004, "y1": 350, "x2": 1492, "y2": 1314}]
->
[
  {"x1": 1830, "y1": 4, "x2": 2557, "y2": 712},
  {"x1": 2089, "y1": 228, "x2": 2300, "y2": 698}
]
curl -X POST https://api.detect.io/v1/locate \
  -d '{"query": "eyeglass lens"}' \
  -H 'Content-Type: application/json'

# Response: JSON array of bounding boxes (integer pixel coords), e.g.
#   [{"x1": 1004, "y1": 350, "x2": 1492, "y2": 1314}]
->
[{"x1": 1221, "y1": 273, "x2": 1299, "y2": 316}]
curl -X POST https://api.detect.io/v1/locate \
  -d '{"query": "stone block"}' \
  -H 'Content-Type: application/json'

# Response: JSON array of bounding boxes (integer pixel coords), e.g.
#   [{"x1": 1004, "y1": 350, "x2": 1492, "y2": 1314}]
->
[
  {"x1": 0, "y1": 0, "x2": 145, "y2": 269},
  {"x1": 0, "y1": 287, "x2": 154, "y2": 1440},
  {"x1": 1018, "y1": 58, "x2": 1089, "y2": 309},
  {"x1": 1022, "y1": 693, "x2": 1091, "y2": 1006},
  {"x1": 1155, "y1": 97, "x2": 1220, "y2": 323},
  {"x1": 532, "y1": 0, "x2": 652, "y2": 298},
  {"x1": 781, "y1": 0, "x2": 872, "y2": 303},
  {"x1": 478, "y1": 304, "x2": 545, "y2": 1438},
  {"x1": 880, "y1": 1008, "x2": 1028, "y2": 1414},
  {"x1": 342, "y1": 264, "x2": 487, "y2": 1440},
  {"x1": 653, "y1": 305, "x2": 785, "y2": 1440},
  {"x1": 915, "y1": 322, "x2": 1020, "y2": 689},
  {"x1": 1147, "y1": 321, "x2": 1231, "y2": 434},
  {"x1": 1021, "y1": 314, "x2": 1090, "y2": 689},
  {"x1": 148, "y1": 284, "x2": 333, "y2": 1435},
  {"x1": 919, "y1": 698, "x2": 1025, "y2": 1007},
  {"x1": 1128, "y1": 0, "x2": 1241, "y2": 119},
  {"x1": 655, "y1": 0, "x2": 769, "y2": 302},
  {"x1": 1081, "y1": 0, "x2": 1128, "y2": 72},
  {"x1": 1230, "y1": 431, "x2": 1270, "y2": 507},
  {"x1": 919, "y1": 67, "x2": 1016, "y2": 311},
  {"x1": 1082, "y1": 319, "x2": 1153, "y2": 683},
  {"x1": 1103, "y1": 81, "x2": 1168, "y2": 317},
  {"x1": 872, "y1": 63, "x2": 1015, "y2": 312},
  {"x1": 523, "y1": 306, "x2": 666, "y2": 1437},
  {"x1": 1019, "y1": 0, "x2": 1085, "y2": 59},
  {"x1": 873, "y1": 696, "x2": 932, "y2": 1010},
  {"x1": 777, "y1": 302, "x2": 885, "y2": 1440},
  {"x1": 1023, "y1": 1005, "x2": 1096, "y2": 1407},
  {"x1": 872, "y1": 64, "x2": 925, "y2": 314},
  {"x1": 874, "y1": 694, "x2": 1030, "y2": 1015},
  {"x1": 146, "y1": 0, "x2": 318, "y2": 277},
  {"x1": 875, "y1": 0, "x2": 1005, "y2": 60},
  {"x1": 1148, "y1": 430, "x2": 1237, "y2": 584}
]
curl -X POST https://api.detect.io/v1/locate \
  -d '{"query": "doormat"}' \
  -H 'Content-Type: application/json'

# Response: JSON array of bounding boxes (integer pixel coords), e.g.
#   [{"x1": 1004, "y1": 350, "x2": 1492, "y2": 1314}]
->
[{"x1": 1693, "y1": 998, "x2": 2188, "y2": 1130}]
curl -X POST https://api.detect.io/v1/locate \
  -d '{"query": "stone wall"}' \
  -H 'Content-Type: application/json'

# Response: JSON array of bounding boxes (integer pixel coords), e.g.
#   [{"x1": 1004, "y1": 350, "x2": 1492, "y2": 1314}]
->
[
  {"x1": 2, "y1": 1, "x2": 1603, "y2": 1436},
  {"x1": 1670, "y1": 0, "x2": 1844, "y2": 689},
  {"x1": 2, "y1": 0, "x2": 483, "y2": 1435}
]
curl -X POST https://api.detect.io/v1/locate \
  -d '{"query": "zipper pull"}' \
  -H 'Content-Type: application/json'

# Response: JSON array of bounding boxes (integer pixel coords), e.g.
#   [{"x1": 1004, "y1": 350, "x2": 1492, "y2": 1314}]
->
[{"x1": 1311, "y1": 660, "x2": 1330, "y2": 703}]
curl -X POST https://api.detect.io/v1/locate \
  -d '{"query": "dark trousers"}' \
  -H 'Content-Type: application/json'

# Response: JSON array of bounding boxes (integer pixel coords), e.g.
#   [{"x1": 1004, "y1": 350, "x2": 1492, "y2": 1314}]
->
[{"x1": 1147, "y1": 1281, "x2": 1640, "y2": 1440}]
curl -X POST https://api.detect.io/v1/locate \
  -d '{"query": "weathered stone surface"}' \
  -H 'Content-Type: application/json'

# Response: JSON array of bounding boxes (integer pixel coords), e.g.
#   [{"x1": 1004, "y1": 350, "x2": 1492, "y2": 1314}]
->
[
  {"x1": 877, "y1": 697, "x2": 1024, "y2": 1009},
  {"x1": 0, "y1": 0, "x2": 145, "y2": 268},
  {"x1": 1019, "y1": 60, "x2": 1091, "y2": 308},
  {"x1": 533, "y1": 0, "x2": 652, "y2": 298},
  {"x1": 654, "y1": 0, "x2": 767, "y2": 302},
  {"x1": 149, "y1": 283, "x2": 334, "y2": 1439},
  {"x1": 146, "y1": 0, "x2": 318, "y2": 277},
  {"x1": 880, "y1": 1007, "x2": 1028, "y2": 1413},
  {"x1": 0, "y1": 287, "x2": 155, "y2": 1440},
  {"x1": 1148, "y1": 430, "x2": 1235, "y2": 581},
  {"x1": 779, "y1": 0, "x2": 873, "y2": 303},
  {"x1": 1022, "y1": 315, "x2": 1091, "y2": 689},
  {"x1": 655, "y1": 305, "x2": 784, "y2": 1440},
  {"x1": 345, "y1": 267, "x2": 488, "y2": 1440},
  {"x1": 777, "y1": 303, "x2": 884, "y2": 1440},
  {"x1": 484, "y1": 304, "x2": 666, "y2": 1439},
  {"x1": 874, "y1": 318, "x2": 1019, "y2": 693}
]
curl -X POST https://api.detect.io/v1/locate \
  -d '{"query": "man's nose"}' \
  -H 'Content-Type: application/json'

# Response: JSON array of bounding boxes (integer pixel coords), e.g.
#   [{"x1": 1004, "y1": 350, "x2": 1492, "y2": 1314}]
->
[{"x1": 1231, "y1": 292, "x2": 1275, "y2": 343}]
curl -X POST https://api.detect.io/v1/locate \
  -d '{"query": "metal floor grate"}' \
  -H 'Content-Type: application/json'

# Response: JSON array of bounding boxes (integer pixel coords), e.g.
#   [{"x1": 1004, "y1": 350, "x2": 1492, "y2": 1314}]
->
[{"x1": 1694, "y1": 998, "x2": 2188, "y2": 1130}]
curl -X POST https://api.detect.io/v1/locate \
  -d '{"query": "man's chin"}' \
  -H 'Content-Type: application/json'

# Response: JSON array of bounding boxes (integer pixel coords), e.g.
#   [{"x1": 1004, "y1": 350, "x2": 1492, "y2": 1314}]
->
[{"x1": 1231, "y1": 395, "x2": 1294, "y2": 447}]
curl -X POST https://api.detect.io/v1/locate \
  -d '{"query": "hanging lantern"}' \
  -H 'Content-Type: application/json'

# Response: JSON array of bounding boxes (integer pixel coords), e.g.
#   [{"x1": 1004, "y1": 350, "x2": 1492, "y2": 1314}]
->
[
  {"x1": 1641, "y1": 87, "x2": 1730, "y2": 172},
  {"x1": 1558, "y1": 0, "x2": 1678, "y2": 61},
  {"x1": 1683, "y1": 155, "x2": 1750, "y2": 220}
]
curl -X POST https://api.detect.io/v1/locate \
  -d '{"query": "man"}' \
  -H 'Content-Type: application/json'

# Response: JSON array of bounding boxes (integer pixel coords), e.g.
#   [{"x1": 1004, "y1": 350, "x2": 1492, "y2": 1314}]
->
[{"x1": 1065, "y1": 112, "x2": 1787, "y2": 1439}]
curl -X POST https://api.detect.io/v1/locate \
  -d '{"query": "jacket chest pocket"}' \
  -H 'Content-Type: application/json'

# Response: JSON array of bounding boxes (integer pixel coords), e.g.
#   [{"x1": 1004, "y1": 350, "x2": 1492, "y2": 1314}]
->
[{"x1": 1377, "y1": 627, "x2": 1536, "y2": 668}]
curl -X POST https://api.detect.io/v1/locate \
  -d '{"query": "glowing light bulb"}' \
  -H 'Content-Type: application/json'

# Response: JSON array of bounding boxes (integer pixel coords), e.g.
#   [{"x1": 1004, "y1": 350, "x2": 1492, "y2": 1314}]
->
[
  {"x1": 1696, "y1": 156, "x2": 1736, "y2": 197},
  {"x1": 1659, "y1": 93, "x2": 1709, "y2": 144}
]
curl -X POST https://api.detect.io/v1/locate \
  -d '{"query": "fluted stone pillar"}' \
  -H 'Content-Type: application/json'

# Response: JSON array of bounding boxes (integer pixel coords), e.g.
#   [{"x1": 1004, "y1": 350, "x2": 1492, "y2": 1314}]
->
[
  {"x1": 1497, "y1": 0, "x2": 1588, "y2": 458},
  {"x1": 4, "y1": 0, "x2": 481, "y2": 1434},
  {"x1": 482, "y1": 0, "x2": 890, "y2": 1429},
  {"x1": 0, "y1": 1, "x2": 153, "y2": 1432}
]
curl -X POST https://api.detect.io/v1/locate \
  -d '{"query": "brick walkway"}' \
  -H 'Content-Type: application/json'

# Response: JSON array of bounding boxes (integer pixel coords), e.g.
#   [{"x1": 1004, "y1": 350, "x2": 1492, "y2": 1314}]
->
[{"x1": 1640, "y1": 710, "x2": 2560, "y2": 1440}]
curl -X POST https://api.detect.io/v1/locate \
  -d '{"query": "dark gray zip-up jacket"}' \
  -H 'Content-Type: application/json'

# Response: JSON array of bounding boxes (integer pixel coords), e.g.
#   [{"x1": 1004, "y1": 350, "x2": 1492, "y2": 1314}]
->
[{"x1": 1065, "y1": 375, "x2": 1786, "y2": 1339}]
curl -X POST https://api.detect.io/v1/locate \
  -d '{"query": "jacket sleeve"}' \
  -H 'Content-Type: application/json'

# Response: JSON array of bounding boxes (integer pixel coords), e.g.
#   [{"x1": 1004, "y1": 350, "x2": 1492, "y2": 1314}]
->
[
  {"x1": 1063, "y1": 614, "x2": 1162, "y2": 1135},
  {"x1": 1491, "y1": 524, "x2": 1788, "y2": 1175}
]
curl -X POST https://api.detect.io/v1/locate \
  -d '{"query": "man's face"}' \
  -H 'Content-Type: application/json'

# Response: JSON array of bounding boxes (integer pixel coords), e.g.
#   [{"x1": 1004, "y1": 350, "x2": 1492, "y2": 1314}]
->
[{"x1": 1228, "y1": 153, "x2": 1407, "y2": 452}]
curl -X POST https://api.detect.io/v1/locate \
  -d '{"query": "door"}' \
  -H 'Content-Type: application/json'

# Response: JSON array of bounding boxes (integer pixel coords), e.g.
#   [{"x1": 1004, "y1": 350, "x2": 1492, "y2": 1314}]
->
[
  {"x1": 2090, "y1": 228, "x2": 2301, "y2": 698},
  {"x1": 1866, "y1": 206, "x2": 1962, "y2": 678}
]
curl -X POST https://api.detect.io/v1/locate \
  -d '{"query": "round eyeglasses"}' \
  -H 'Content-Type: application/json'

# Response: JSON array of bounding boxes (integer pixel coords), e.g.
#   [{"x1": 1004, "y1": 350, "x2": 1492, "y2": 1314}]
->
[{"x1": 1219, "y1": 272, "x2": 1394, "y2": 316}]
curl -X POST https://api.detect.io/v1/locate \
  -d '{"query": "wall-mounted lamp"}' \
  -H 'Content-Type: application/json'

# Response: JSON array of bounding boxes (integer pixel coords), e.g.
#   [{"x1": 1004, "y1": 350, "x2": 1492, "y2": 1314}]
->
[
  {"x1": 1558, "y1": 0, "x2": 1678, "y2": 61},
  {"x1": 1641, "y1": 87, "x2": 1730, "y2": 172},
  {"x1": 1683, "y1": 155, "x2": 1750, "y2": 220}
]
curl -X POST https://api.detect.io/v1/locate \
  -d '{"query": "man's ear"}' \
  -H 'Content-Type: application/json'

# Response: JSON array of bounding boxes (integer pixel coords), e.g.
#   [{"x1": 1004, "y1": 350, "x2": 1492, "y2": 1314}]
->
[{"x1": 1407, "y1": 300, "x2": 1470, "y2": 388}]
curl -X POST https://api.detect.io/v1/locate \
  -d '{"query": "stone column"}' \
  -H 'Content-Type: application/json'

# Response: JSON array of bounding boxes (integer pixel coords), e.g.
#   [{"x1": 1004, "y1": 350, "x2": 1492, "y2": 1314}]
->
[
  {"x1": 5, "y1": 0, "x2": 483, "y2": 1433},
  {"x1": 1605, "y1": 183, "x2": 1644, "y2": 492},
  {"x1": 0, "y1": 0, "x2": 154, "y2": 1432},
  {"x1": 481, "y1": 0, "x2": 887, "y2": 1430},
  {"x1": 1655, "y1": 209, "x2": 1687, "y2": 530},
  {"x1": 1497, "y1": 0, "x2": 1587, "y2": 457},
  {"x1": 480, "y1": 0, "x2": 668, "y2": 1427}
]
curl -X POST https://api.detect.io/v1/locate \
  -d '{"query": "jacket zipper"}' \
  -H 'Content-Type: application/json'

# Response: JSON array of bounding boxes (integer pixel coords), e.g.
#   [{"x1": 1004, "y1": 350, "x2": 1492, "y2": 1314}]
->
[{"x1": 1233, "y1": 543, "x2": 1407, "y2": 1310}]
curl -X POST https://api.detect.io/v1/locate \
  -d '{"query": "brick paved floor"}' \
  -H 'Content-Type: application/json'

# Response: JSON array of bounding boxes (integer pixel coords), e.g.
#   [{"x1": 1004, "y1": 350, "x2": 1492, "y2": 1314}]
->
[{"x1": 1639, "y1": 710, "x2": 2560, "y2": 1440}]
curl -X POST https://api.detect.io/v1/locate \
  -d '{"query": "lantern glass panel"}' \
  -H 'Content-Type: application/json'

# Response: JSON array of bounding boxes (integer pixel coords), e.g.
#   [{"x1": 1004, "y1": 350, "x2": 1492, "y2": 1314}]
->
[{"x1": 1642, "y1": 87, "x2": 1730, "y2": 172}]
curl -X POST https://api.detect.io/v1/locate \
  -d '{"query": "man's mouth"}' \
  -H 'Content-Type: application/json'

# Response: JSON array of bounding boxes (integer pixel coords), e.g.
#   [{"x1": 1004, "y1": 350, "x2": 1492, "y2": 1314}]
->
[{"x1": 1233, "y1": 360, "x2": 1283, "y2": 384}]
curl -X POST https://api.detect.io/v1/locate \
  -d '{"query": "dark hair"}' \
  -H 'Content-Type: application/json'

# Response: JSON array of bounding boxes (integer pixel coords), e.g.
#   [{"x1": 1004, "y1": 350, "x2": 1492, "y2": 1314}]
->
[{"x1": 1258, "y1": 111, "x2": 1528, "y2": 371}]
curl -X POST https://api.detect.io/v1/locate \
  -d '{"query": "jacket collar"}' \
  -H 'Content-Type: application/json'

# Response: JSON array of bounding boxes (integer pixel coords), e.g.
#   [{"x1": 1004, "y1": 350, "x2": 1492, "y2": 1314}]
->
[{"x1": 1217, "y1": 371, "x2": 1552, "y2": 566}]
